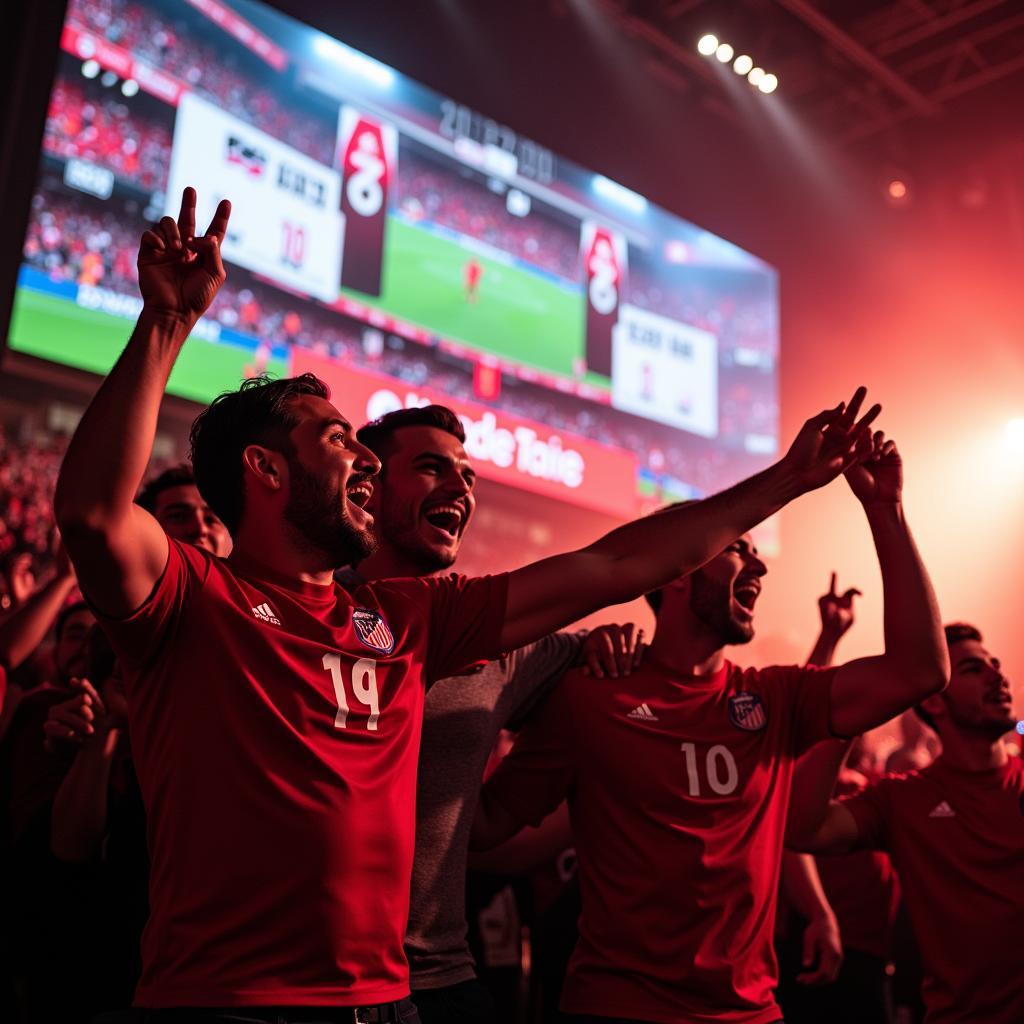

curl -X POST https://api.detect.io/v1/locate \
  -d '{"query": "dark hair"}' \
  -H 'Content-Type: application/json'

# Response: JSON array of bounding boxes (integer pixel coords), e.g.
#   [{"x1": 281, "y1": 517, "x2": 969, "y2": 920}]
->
[
  {"x1": 136, "y1": 463, "x2": 197, "y2": 513},
  {"x1": 55, "y1": 600, "x2": 90, "y2": 644},
  {"x1": 356, "y1": 405, "x2": 465, "y2": 469},
  {"x1": 189, "y1": 374, "x2": 329, "y2": 534},
  {"x1": 944, "y1": 622, "x2": 982, "y2": 647},
  {"x1": 913, "y1": 622, "x2": 984, "y2": 730}
]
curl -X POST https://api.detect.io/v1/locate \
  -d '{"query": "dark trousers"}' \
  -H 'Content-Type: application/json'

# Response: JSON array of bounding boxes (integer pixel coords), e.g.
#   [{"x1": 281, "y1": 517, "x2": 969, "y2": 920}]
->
[
  {"x1": 94, "y1": 1000, "x2": 421, "y2": 1024},
  {"x1": 411, "y1": 979, "x2": 496, "y2": 1024}
]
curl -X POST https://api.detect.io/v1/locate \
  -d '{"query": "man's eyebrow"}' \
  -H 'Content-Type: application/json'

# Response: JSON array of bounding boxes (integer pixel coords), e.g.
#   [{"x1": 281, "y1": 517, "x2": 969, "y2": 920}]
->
[
  {"x1": 321, "y1": 418, "x2": 353, "y2": 434},
  {"x1": 956, "y1": 656, "x2": 986, "y2": 670},
  {"x1": 160, "y1": 502, "x2": 200, "y2": 514},
  {"x1": 413, "y1": 452, "x2": 476, "y2": 473}
]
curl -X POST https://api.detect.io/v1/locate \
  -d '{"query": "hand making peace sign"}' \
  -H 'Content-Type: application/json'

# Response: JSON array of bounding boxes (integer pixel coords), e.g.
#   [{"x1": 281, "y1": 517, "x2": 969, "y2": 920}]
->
[{"x1": 137, "y1": 186, "x2": 232, "y2": 326}]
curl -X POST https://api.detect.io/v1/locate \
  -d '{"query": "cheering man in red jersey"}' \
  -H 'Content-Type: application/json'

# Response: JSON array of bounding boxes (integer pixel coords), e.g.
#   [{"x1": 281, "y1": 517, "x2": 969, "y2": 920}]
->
[
  {"x1": 56, "y1": 187, "x2": 882, "y2": 1020},
  {"x1": 790, "y1": 622, "x2": 1023, "y2": 1024},
  {"x1": 472, "y1": 435, "x2": 948, "y2": 1024},
  {"x1": 349, "y1": 404, "x2": 642, "y2": 1024}
]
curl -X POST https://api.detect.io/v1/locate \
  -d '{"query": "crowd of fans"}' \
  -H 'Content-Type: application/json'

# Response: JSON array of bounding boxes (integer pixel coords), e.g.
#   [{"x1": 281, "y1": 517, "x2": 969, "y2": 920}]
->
[
  {"x1": 67, "y1": 0, "x2": 335, "y2": 165},
  {"x1": 44, "y1": 80, "x2": 173, "y2": 193},
  {"x1": 0, "y1": 411, "x2": 1001, "y2": 1024},
  {"x1": 22, "y1": 191, "x2": 138, "y2": 288},
  {"x1": 398, "y1": 151, "x2": 580, "y2": 281}
]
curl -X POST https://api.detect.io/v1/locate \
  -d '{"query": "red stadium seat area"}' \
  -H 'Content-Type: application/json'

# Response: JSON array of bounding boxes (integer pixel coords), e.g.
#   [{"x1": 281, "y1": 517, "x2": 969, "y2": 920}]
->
[
  {"x1": 0, "y1": 429, "x2": 68, "y2": 602},
  {"x1": 22, "y1": 192, "x2": 139, "y2": 288},
  {"x1": 44, "y1": 80, "x2": 173, "y2": 192},
  {"x1": 66, "y1": 0, "x2": 335, "y2": 165}
]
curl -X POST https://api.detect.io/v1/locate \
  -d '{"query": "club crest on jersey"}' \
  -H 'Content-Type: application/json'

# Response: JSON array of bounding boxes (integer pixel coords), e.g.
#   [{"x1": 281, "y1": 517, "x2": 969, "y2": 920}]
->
[
  {"x1": 352, "y1": 608, "x2": 395, "y2": 654},
  {"x1": 728, "y1": 692, "x2": 767, "y2": 732}
]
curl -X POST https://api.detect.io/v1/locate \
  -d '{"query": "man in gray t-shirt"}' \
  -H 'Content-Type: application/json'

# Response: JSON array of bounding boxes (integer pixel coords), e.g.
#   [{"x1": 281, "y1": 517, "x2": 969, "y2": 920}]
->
[{"x1": 352, "y1": 405, "x2": 640, "y2": 1024}]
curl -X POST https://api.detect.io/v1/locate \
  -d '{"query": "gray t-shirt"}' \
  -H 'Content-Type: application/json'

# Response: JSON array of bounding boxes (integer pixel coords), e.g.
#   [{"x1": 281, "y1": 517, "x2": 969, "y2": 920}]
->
[{"x1": 406, "y1": 631, "x2": 582, "y2": 990}]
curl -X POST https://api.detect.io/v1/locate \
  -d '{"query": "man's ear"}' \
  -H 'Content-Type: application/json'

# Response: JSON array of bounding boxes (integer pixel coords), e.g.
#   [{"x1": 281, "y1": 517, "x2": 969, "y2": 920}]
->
[
  {"x1": 920, "y1": 691, "x2": 946, "y2": 726},
  {"x1": 242, "y1": 445, "x2": 285, "y2": 492}
]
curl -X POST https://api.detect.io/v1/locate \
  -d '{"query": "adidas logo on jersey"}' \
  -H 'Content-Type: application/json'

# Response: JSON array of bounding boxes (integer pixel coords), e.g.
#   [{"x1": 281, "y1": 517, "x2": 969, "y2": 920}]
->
[
  {"x1": 627, "y1": 703, "x2": 659, "y2": 722},
  {"x1": 928, "y1": 801, "x2": 956, "y2": 818},
  {"x1": 251, "y1": 602, "x2": 281, "y2": 626}
]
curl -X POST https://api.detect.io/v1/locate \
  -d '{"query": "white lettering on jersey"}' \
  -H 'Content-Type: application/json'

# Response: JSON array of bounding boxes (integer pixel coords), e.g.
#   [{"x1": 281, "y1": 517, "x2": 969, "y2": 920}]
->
[{"x1": 680, "y1": 742, "x2": 739, "y2": 797}]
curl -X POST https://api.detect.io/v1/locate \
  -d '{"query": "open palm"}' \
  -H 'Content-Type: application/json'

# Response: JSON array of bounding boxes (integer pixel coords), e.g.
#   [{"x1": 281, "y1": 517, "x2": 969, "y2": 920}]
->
[{"x1": 138, "y1": 187, "x2": 231, "y2": 323}]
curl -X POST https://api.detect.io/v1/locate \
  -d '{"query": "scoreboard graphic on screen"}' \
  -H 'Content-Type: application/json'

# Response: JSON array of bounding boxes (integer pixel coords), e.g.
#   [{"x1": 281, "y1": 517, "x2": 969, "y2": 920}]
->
[{"x1": 6, "y1": 0, "x2": 780, "y2": 524}]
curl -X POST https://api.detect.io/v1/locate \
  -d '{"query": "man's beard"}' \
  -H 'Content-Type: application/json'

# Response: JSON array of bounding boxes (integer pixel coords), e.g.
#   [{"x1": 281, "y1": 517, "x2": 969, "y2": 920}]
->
[
  {"x1": 284, "y1": 456, "x2": 377, "y2": 567},
  {"x1": 378, "y1": 505, "x2": 459, "y2": 574},
  {"x1": 689, "y1": 570, "x2": 754, "y2": 646}
]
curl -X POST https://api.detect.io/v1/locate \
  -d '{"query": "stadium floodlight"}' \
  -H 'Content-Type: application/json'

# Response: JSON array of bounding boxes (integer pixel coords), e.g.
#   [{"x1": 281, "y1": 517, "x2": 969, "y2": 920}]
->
[
  {"x1": 715, "y1": 43, "x2": 734, "y2": 63},
  {"x1": 747, "y1": 67, "x2": 765, "y2": 86},
  {"x1": 697, "y1": 34, "x2": 718, "y2": 56},
  {"x1": 81, "y1": 59, "x2": 100, "y2": 79},
  {"x1": 313, "y1": 34, "x2": 395, "y2": 88},
  {"x1": 758, "y1": 73, "x2": 778, "y2": 94},
  {"x1": 121, "y1": 78, "x2": 139, "y2": 97},
  {"x1": 593, "y1": 174, "x2": 648, "y2": 215},
  {"x1": 733, "y1": 54, "x2": 754, "y2": 76}
]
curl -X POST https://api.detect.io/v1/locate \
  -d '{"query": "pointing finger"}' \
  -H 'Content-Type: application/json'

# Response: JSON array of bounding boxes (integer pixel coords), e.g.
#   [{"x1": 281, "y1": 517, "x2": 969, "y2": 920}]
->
[
  {"x1": 204, "y1": 198, "x2": 232, "y2": 244},
  {"x1": 853, "y1": 403, "x2": 882, "y2": 434},
  {"x1": 178, "y1": 186, "x2": 196, "y2": 243},
  {"x1": 841, "y1": 386, "x2": 867, "y2": 428}
]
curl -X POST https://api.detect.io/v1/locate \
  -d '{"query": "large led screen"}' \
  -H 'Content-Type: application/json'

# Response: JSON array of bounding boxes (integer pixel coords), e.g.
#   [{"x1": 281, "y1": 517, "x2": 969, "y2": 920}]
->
[{"x1": 6, "y1": 0, "x2": 780, "y2": 519}]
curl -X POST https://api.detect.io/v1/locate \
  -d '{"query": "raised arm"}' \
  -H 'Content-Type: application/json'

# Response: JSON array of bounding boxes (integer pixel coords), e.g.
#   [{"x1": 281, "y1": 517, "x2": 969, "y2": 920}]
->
[
  {"x1": 0, "y1": 547, "x2": 77, "y2": 672},
  {"x1": 827, "y1": 437, "x2": 949, "y2": 738},
  {"x1": 806, "y1": 572, "x2": 860, "y2": 668},
  {"x1": 500, "y1": 391, "x2": 880, "y2": 650},
  {"x1": 54, "y1": 188, "x2": 231, "y2": 616}
]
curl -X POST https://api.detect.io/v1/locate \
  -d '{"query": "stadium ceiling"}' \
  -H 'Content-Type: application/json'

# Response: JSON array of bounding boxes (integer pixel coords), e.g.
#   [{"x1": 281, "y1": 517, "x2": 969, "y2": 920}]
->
[{"x1": 577, "y1": 0, "x2": 1024, "y2": 149}]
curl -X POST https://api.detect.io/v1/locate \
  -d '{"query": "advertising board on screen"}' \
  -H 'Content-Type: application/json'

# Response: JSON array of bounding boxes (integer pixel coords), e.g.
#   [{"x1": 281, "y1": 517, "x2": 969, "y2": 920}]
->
[{"x1": 5, "y1": 0, "x2": 779, "y2": 519}]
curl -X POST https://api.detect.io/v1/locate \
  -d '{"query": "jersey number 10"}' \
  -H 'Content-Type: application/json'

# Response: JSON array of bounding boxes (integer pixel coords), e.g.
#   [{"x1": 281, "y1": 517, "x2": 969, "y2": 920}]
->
[
  {"x1": 680, "y1": 742, "x2": 739, "y2": 796},
  {"x1": 322, "y1": 653, "x2": 380, "y2": 731}
]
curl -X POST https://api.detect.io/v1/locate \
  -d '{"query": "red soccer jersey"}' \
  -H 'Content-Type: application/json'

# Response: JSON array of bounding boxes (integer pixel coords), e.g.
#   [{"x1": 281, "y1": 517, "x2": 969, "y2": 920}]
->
[
  {"x1": 97, "y1": 540, "x2": 508, "y2": 1007},
  {"x1": 485, "y1": 659, "x2": 836, "y2": 1024},
  {"x1": 844, "y1": 757, "x2": 1024, "y2": 1024}
]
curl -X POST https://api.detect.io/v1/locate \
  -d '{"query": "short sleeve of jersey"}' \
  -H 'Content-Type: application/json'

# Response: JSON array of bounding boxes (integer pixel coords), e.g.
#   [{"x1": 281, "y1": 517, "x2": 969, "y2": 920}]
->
[
  {"x1": 484, "y1": 680, "x2": 576, "y2": 829},
  {"x1": 767, "y1": 663, "x2": 838, "y2": 756},
  {"x1": 841, "y1": 777, "x2": 894, "y2": 851},
  {"x1": 91, "y1": 539, "x2": 211, "y2": 675},
  {"x1": 375, "y1": 572, "x2": 509, "y2": 684}
]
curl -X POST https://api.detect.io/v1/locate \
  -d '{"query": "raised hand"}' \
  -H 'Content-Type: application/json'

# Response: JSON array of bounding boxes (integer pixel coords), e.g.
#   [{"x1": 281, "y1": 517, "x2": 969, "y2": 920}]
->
[
  {"x1": 845, "y1": 432, "x2": 903, "y2": 506},
  {"x1": 138, "y1": 186, "x2": 231, "y2": 326},
  {"x1": 782, "y1": 387, "x2": 881, "y2": 494},
  {"x1": 818, "y1": 572, "x2": 860, "y2": 639}
]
